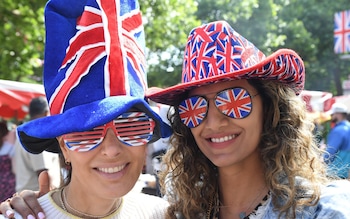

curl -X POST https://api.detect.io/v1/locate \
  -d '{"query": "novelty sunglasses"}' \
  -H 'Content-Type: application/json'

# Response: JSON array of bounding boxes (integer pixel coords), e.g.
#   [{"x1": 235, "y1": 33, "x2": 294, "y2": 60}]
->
[
  {"x1": 178, "y1": 87, "x2": 259, "y2": 128},
  {"x1": 63, "y1": 112, "x2": 155, "y2": 152}
]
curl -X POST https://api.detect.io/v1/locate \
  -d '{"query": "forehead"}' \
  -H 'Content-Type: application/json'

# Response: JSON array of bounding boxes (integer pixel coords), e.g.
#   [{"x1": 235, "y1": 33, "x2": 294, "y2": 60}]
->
[{"x1": 189, "y1": 80, "x2": 253, "y2": 97}]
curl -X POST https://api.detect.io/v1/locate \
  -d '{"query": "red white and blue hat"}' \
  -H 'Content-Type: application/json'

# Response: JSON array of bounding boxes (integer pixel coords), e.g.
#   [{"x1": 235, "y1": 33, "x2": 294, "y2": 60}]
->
[
  {"x1": 147, "y1": 20, "x2": 305, "y2": 105},
  {"x1": 17, "y1": 0, "x2": 172, "y2": 154}
]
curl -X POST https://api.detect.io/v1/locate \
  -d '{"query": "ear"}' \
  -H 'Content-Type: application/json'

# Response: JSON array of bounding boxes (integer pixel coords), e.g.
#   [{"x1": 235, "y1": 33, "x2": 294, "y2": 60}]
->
[{"x1": 57, "y1": 136, "x2": 70, "y2": 162}]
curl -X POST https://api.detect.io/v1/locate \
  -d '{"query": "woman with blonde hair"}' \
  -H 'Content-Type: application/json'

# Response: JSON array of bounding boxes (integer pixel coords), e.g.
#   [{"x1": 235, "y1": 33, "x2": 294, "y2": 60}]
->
[{"x1": 0, "y1": 0, "x2": 172, "y2": 218}]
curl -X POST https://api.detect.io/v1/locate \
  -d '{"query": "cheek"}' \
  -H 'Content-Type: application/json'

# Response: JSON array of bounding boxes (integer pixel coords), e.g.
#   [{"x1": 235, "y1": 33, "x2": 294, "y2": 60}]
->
[
  {"x1": 130, "y1": 146, "x2": 147, "y2": 164},
  {"x1": 70, "y1": 152, "x2": 95, "y2": 168},
  {"x1": 190, "y1": 126, "x2": 201, "y2": 140}
]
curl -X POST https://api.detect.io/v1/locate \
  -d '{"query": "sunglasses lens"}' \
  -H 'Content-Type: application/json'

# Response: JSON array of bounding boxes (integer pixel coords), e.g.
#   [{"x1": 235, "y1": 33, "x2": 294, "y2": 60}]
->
[
  {"x1": 178, "y1": 96, "x2": 207, "y2": 128},
  {"x1": 63, "y1": 128, "x2": 104, "y2": 152},
  {"x1": 215, "y1": 88, "x2": 252, "y2": 119},
  {"x1": 63, "y1": 112, "x2": 156, "y2": 151},
  {"x1": 114, "y1": 112, "x2": 155, "y2": 146}
]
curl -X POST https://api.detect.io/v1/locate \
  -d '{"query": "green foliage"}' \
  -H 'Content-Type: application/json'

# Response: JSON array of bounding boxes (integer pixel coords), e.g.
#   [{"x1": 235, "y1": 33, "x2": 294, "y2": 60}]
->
[
  {"x1": 0, "y1": 0, "x2": 349, "y2": 94},
  {"x1": 0, "y1": 0, "x2": 199, "y2": 87},
  {"x1": 194, "y1": 0, "x2": 350, "y2": 95},
  {"x1": 0, "y1": 0, "x2": 46, "y2": 83},
  {"x1": 142, "y1": 0, "x2": 200, "y2": 87}
]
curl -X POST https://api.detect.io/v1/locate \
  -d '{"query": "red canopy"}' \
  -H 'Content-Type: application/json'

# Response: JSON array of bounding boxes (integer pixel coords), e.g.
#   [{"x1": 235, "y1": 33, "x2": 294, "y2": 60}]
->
[
  {"x1": 301, "y1": 90, "x2": 333, "y2": 112},
  {"x1": 0, "y1": 79, "x2": 45, "y2": 120}
]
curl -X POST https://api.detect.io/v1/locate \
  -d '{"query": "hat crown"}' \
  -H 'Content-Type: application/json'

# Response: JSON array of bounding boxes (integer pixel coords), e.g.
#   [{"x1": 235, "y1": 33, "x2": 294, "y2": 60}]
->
[
  {"x1": 44, "y1": 0, "x2": 146, "y2": 115},
  {"x1": 182, "y1": 21, "x2": 266, "y2": 83},
  {"x1": 146, "y1": 20, "x2": 305, "y2": 106},
  {"x1": 16, "y1": 0, "x2": 173, "y2": 154}
]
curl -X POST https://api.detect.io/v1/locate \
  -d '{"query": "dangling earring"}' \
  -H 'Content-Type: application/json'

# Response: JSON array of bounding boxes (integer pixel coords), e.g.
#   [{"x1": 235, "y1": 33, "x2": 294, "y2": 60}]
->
[{"x1": 64, "y1": 160, "x2": 71, "y2": 171}]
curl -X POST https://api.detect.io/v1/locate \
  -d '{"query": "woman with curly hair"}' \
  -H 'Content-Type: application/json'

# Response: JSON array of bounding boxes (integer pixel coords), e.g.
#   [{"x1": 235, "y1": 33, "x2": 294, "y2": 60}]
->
[{"x1": 147, "y1": 21, "x2": 350, "y2": 218}]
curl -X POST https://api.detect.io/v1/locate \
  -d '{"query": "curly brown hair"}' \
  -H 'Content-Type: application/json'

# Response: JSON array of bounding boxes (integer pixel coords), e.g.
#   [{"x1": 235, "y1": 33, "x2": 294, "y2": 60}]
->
[{"x1": 159, "y1": 80, "x2": 330, "y2": 219}]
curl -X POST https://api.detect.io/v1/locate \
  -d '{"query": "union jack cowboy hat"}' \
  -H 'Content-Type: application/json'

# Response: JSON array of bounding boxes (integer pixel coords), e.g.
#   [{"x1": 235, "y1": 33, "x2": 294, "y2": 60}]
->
[
  {"x1": 147, "y1": 20, "x2": 305, "y2": 106},
  {"x1": 17, "y1": 0, "x2": 172, "y2": 154}
]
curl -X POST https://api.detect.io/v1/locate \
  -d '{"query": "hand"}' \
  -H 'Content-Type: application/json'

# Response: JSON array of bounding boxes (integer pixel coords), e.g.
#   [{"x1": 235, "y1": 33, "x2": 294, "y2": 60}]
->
[{"x1": 0, "y1": 171, "x2": 51, "y2": 219}]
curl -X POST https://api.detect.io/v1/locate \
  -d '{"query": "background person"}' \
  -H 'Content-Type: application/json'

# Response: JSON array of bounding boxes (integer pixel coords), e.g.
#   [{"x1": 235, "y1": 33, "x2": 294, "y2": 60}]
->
[
  {"x1": 14, "y1": 96, "x2": 60, "y2": 192},
  {"x1": 147, "y1": 20, "x2": 350, "y2": 218},
  {"x1": 146, "y1": 103, "x2": 171, "y2": 197},
  {"x1": 323, "y1": 103, "x2": 350, "y2": 179},
  {"x1": 0, "y1": 120, "x2": 16, "y2": 202}
]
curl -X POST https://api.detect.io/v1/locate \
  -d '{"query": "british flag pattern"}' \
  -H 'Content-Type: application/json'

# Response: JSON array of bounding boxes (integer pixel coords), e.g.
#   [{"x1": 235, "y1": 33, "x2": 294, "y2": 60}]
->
[
  {"x1": 47, "y1": 0, "x2": 146, "y2": 115},
  {"x1": 179, "y1": 96, "x2": 207, "y2": 128},
  {"x1": 147, "y1": 20, "x2": 305, "y2": 106},
  {"x1": 334, "y1": 10, "x2": 350, "y2": 54},
  {"x1": 215, "y1": 88, "x2": 252, "y2": 119},
  {"x1": 16, "y1": 0, "x2": 173, "y2": 155}
]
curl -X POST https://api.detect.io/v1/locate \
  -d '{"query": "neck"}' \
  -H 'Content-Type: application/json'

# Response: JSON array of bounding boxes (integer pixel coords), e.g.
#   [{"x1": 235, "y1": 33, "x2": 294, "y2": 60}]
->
[
  {"x1": 217, "y1": 156, "x2": 267, "y2": 218},
  {"x1": 58, "y1": 186, "x2": 121, "y2": 218}
]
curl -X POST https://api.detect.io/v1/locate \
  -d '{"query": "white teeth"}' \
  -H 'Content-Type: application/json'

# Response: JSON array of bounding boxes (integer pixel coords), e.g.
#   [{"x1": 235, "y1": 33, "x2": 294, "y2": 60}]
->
[
  {"x1": 211, "y1": 134, "x2": 236, "y2": 143},
  {"x1": 98, "y1": 165, "x2": 125, "y2": 173}
]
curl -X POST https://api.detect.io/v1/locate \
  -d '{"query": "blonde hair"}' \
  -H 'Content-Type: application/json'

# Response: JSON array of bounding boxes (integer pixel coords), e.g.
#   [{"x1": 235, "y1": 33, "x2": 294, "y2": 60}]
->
[{"x1": 159, "y1": 80, "x2": 330, "y2": 219}]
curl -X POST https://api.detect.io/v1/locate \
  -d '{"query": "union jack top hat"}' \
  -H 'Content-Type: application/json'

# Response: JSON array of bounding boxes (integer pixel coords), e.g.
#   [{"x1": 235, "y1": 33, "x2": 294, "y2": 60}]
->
[
  {"x1": 147, "y1": 21, "x2": 305, "y2": 105},
  {"x1": 17, "y1": 0, "x2": 172, "y2": 154}
]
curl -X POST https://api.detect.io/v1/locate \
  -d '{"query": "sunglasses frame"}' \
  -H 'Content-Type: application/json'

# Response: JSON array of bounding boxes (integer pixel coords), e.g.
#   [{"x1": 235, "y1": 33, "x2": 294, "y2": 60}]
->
[
  {"x1": 63, "y1": 112, "x2": 156, "y2": 152},
  {"x1": 178, "y1": 87, "x2": 259, "y2": 128}
]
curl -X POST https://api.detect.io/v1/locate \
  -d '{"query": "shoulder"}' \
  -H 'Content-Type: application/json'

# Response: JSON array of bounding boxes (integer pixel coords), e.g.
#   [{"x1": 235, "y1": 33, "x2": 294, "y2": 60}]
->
[
  {"x1": 0, "y1": 193, "x2": 57, "y2": 219},
  {"x1": 320, "y1": 180, "x2": 350, "y2": 199},
  {"x1": 38, "y1": 191, "x2": 74, "y2": 219},
  {"x1": 334, "y1": 121, "x2": 350, "y2": 131},
  {"x1": 264, "y1": 179, "x2": 350, "y2": 219},
  {"x1": 119, "y1": 192, "x2": 168, "y2": 219},
  {"x1": 123, "y1": 192, "x2": 169, "y2": 208},
  {"x1": 315, "y1": 180, "x2": 350, "y2": 218}
]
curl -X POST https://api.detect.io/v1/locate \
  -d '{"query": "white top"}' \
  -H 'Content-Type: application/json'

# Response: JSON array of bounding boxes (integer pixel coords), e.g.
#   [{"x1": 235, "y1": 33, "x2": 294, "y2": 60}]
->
[
  {"x1": 0, "y1": 141, "x2": 14, "y2": 157},
  {"x1": 14, "y1": 138, "x2": 60, "y2": 191},
  {"x1": 2, "y1": 191, "x2": 169, "y2": 219}
]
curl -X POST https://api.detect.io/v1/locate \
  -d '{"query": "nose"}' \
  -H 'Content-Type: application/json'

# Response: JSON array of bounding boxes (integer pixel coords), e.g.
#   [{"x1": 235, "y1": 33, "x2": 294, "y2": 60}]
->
[
  {"x1": 100, "y1": 128, "x2": 123, "y2": 157},
  {"x1": 204, "y1": 100, "x2": 229, "y2": 129}
]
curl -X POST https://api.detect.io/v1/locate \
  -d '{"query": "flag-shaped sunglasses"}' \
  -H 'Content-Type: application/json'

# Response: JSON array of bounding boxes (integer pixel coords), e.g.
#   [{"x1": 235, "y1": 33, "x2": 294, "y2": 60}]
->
[
  {"x1": 63, "y1": 112, "x2": 155, "y2": 152},
  {"x1": 178, "y1": 87, "x2": 259, "y2": 128}
]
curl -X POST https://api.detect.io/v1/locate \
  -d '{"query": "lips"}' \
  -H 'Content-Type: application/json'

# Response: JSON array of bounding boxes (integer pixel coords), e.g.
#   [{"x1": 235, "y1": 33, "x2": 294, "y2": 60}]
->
[{"x1": 97, "y1": 164, "x2": 126, "y2": 174}]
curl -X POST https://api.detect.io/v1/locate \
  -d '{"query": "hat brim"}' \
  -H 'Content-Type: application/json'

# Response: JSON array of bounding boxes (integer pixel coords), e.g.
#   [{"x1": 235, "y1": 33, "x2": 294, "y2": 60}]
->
[
  {"x1": 147, "y1": 49, "x2": 304, "y2": 106},
  {"x1": 17, "y1": 96, "x2": 172, "y2": 154}
]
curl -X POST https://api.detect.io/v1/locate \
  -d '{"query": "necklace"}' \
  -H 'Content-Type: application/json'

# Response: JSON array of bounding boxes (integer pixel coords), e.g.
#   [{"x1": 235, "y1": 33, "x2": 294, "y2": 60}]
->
[
  {"x1": 237, "y1": 185, "x2": 267, "y2": 219},
  {"x1": 59, "y1": 187, "x2": 122, "y2": 219},
  {"x1": 207, "y1": 185, "x2": 267, "y2": 219}
]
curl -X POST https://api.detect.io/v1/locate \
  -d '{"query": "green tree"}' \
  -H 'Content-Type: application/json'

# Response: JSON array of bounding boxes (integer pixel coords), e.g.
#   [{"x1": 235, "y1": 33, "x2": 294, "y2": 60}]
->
[
  {"x1": 193, "y1": 0, "x2": 350, "y2": 95},
  {"x1": 0, "y1": 0, "x2": 46, "y2": 83},
  {"x1": 0, "y1": 0, "x2": 199, "y2": 87},
  {"x1": 2, "y1": 0, "x2": 350, "y2": 94},
  {"x1": 280, "y1": 0, "x2": 350, "y2": 95},
  {"x1": 142, "y1": 0, "x2": 199, "y2": 87}
]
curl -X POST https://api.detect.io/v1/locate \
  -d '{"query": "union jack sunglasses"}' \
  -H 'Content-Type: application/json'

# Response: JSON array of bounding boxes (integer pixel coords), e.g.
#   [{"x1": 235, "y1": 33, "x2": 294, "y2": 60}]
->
[
  {"x1": 63, "y1": 112, "x2": 156, "y2": 152},
  {"x1": 178, "y1": 87, "x2": 259, "y2": 128}
]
